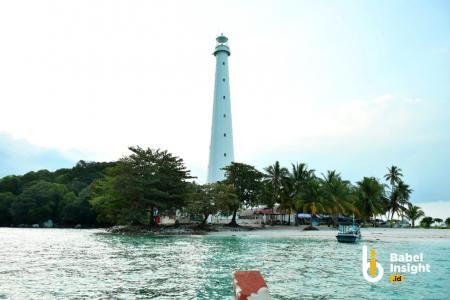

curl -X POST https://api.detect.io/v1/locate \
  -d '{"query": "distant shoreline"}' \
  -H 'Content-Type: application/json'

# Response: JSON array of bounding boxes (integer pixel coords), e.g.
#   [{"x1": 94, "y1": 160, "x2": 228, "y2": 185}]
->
[
  {"x1": 2, "y1": 224, "x2": 449, "y2": 241},
  {"x1": 97, "y1": 224, "x2": 450, "y2": 241}
]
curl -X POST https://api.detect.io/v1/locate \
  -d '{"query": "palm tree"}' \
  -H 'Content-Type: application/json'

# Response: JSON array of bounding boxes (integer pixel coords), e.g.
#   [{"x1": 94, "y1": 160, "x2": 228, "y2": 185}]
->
[
  {"x1": 384, "y1": 166, "x2": 403, "y2": 186},
  {"x1": 355, "y1": 177, "x2": 387, "y2": 226},
  {"x1": 396, "y1": 181, "x2": 412, "y2": 216},
  {"x1": 264, "y1": 161, "x2": 290, "y2": 223},
  {"x1": 264, "y1": 161, "x2": 289, "y2": 201},
  {"x1": 286, "y1": 163, "x2": 315, "y2": 225},
  {"x1": 389, "y1": 181, "x2": 412, "y2": 220},
  {"x1": 294, "y1": 177, "x2": 323, "y2": 229},
  {"x1": 404, "y1": 204, "x2": 424, "y2": 228},
  {"x1": 384, "y1": 166, "x2": 413, "y2": 221},
  {"x1": 320, "y1": 171, "x2": 355, "y2": 227},
  {"x1": 289, "y1": 163, "x2": 315, "y2": 195}
]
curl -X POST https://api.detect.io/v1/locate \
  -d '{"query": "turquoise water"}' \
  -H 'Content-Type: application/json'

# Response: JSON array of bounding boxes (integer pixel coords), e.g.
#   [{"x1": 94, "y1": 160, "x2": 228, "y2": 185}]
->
[{"x1": 0, "y1": 228, "x2": 449, "y2": 299}]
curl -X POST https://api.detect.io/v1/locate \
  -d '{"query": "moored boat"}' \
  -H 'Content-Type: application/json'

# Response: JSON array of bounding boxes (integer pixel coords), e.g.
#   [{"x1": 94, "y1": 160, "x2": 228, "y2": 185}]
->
[{"x1": 336, "y1": 222, "x2": 361, "y2": 243}]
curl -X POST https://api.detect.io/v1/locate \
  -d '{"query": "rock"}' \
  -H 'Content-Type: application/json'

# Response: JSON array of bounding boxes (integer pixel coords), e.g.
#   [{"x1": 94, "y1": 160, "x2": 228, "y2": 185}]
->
[
  {"x1": 32, "y1": 224, "x2": 39, "y2": 228},
  {"x1": 75, "y1": 224, "x2": 82, "y2": 229}
]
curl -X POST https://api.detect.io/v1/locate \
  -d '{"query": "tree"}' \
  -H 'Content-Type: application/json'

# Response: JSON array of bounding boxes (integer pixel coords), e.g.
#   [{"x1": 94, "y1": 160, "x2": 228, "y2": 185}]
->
[
  {"x1": 446, "y1": 217, "x2": 450, "y2": 228},
  {"x1": 222, "y1": 162, "x2": 264, "y2": 226},
  {"x1": 288, "y1": 163, "x2": 315, "y2": 195},
  {"x1": 9, "y1": 181, "x2": 68, "y2": 225},
  {"x1": 263, "y1": 161, "x2": 289, "y2": 204},
  {"x1": 55, "y1": 160, "x2": 116, "y2": 194},
  {"x1": 433, "y1": 218, "x2": 443, "y2": 227},
  {"x1": 404, "y1": 204, "x2": 425, "y2": 228},
  {"x1": 284, "y1": 163, "x2": 315, "y2": 226},
  {"x1": 0, "y1": 176, "x2": 22, "y2": 195},
  {"x1": 395, "y1": 181, "x2": 412, "y2": 217},
  {"x1": 384, "y1": 166, "x2": 403, "y2": 186},
  {"x1": 355, "y1": 177, "x2": 387, "y2": 226},
  {"x1": 294, "y1": 177, "x2": 323, "y2": 228},
  {"x1": 186, "y1": 183, "x2": 238, "y2": 225},
  {"x1": 420, "y1": 216, "x2": 433, "y2": 228},
  {"x1": 321, "y1": 171, "x2": 355, "y2": 226},
  {"x1": 263, "y1": 161, "x2": 291, "y2": 223},
  {"x1": 60, "y1": 188, "x2": 96, "y2": 226},
  {"x1": 384, "y1": 166, "x2": 412, "y2": 221},
  {"x1": 90, "y1": 147, "x2": 192, "y2": 226},
  {"x1": 0, "y1": 192, "x2": 15, "y2": 226}
]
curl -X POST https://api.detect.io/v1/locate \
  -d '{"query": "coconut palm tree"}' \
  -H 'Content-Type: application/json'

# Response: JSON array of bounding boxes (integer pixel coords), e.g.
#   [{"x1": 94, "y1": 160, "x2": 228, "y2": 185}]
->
[
  {"x1": 389, "y1": 180, "x2": 412, "y2": 220},
  {"x1": 404, "y1": 204, "x2": 424, "y2": 228},
  {"x1": 264, "y1": 161, "x2": 290, "y2": 223},
  {"x1": 294, "y1": 176, "x2": 324, "y2": 229},
  {"x1": 396, "y1": 181, "x2": 412, "y2": 215},
  {"x1": 264, "y1": 161, "x2": 289, "y2": 202},
  {"x1": 320, "y1": 171, "x2": 355, "y2": 227},
  {"x1": 355, "y1": 177, "x2": 387, "y2": 226},
  {"x1": 288, "y1": 163, "x2": 315, "y2": 195},
  {"x1": 285, "y1": 163, "x2": 315, "y2": 225},
  {"x1": 384, "y1": 166, "x2": 403, "y2": 186},
  {"x1": 384, "y1": 166, "x2": 413, "y2": 221}
]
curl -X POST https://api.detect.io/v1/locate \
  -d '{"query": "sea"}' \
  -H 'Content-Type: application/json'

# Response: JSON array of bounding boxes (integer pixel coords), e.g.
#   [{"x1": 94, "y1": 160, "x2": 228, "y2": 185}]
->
[{"x1": 0, "y1": 228, "x2": 449, "y2": 299}]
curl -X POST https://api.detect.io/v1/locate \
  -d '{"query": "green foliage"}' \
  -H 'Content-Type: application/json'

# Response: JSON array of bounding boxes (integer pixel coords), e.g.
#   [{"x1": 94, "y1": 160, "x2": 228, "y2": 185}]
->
[
  {"x1": 321, "y1": 171, "x2": 355, "y2": 226},
  {"x1": 223, "y1": 162, "x2": 264, "y2": 225},
  {"x1": 9, "y1": 181, "x2": 68, "y2": 224},
  {"x1": 0, "y1": 160, "x2": 111, "y2": 226},
  {"x1": 0, "y1": 176, "x2": 22, "y2": 195},
  {"x1": 185, "y1": 182, "x2": 238, "y2": 224},
  {"x1": 420, "y1": 216, "x2": 434, "y2": 228},
  {"x1": 355, "y1": 177, "x2": 387, "y2": 225},
  {"x1": 295, "y1": 176, "x2": 324, "y2": 218},
  {"x1": 384, "y1": 166, "x2": 403, "y2": 186},
  {"x1": 0, "y1": 192, "x2": 15, "y2": 225},
  {"x1": 446, "y1": 217, "x2": 450, "y2": 228},
  {"x1": 0, "y1": 152, "x2": 433, "y2": 230},
  {"x1": 404, "y1": 204, "x2": 425, "y2": 227},
  {"x1": 263, "y1": 161, "x2": 289, "y2": 206},
  {"x1": 433, "y1": 218, "x2": 443, "y2": 226},
  {"x1": 384, "y1": 166, "x2": 412, "y2": 220},
  {"x1": 90, "y1": 146, "x2": 192, "y2": 226},
  {"x1": 54, "y1": 160, "x2": 116, "y2": 194}
]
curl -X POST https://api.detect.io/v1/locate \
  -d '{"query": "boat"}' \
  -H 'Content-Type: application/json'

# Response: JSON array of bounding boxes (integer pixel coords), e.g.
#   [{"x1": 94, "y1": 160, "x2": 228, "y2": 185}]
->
[{"x1": 336, "y1": 221, "x2": 361, "y2": 243}]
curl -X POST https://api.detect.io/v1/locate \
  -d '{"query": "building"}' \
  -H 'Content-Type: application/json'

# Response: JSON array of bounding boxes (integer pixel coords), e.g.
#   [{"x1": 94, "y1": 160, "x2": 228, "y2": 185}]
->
[{"x1": 207, "y1": 34, "x2": 235, "y2": 183}]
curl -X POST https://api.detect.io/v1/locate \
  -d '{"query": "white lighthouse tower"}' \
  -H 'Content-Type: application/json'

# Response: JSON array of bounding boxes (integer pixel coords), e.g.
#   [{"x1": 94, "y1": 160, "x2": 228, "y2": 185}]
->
[{"x1": 207, "y1": 34, "x2": 234, "y2": 183}]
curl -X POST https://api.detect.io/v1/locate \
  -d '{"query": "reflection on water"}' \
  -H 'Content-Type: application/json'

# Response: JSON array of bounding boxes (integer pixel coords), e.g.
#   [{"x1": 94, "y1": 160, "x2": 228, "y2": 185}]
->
[{"x1": 0, "y1": 228, "x2": 448, "y2": 299}]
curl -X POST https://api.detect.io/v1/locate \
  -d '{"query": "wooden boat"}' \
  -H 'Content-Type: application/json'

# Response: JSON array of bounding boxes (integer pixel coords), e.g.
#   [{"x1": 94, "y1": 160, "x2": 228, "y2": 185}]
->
[{"x1": 336, "y1": 222, "x2": 361, "y2": 243}]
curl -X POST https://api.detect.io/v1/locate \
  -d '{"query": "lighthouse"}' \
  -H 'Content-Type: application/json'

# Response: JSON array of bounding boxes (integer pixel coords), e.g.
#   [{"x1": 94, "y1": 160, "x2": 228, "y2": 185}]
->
[{"x1": 207, "y1": 34, "x2": 234, "y2": 183}]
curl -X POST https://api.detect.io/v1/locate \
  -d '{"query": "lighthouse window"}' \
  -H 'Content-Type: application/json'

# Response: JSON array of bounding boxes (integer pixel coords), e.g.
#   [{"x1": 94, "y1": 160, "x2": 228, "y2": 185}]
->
[
  {"x1": 224, "y1": 153, "x2": 227, "y2": 157},
  {"x1": 224, "y1": 133, "x2": 226, "y2": 137},
  {"x1": 223, "y1": 96, "x2": 226, "y2": 99},
  {"x1": 223, "y1": 114, "x2": 226, "y2": 118},
  {"x1": 222, "y1": 62, "x2": 225, "y2": 65},
  {"x1": 222, "y1": 78, "x2": 226, "y2": 82}
]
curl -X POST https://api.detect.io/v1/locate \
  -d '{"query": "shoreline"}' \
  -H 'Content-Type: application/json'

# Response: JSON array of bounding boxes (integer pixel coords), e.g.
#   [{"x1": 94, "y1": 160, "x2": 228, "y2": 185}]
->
[
  {"x1": 101, "y1": 224, "x2": 450, "y2": 241},
  {"x1": 2, "y1": 225, "x2": 449, "y2": 241}
]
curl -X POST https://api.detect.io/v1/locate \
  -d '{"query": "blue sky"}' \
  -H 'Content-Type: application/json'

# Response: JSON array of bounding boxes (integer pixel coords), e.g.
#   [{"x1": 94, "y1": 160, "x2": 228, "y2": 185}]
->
[{"x1": 0, "y1": 1, "x2": 449, "y2": 211}]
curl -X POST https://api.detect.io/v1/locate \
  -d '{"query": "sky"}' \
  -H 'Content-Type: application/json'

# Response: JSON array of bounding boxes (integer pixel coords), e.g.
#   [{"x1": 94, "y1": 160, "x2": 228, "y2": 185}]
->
[{"x1": 0, "y1": 1, "x2": 449, "y2": 216}]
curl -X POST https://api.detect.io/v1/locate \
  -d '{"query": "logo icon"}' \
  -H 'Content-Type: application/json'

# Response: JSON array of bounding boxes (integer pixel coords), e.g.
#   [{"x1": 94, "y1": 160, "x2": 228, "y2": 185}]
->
[{"x1": 362, "y1": 245, "x2": 384, "y2": 283}]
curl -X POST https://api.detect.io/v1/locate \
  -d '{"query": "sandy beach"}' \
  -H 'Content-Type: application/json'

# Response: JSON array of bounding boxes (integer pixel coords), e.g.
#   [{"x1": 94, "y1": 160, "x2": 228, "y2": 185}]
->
[{"x1": 208, "y1": 225, "x2": 450, "y2": 241}]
